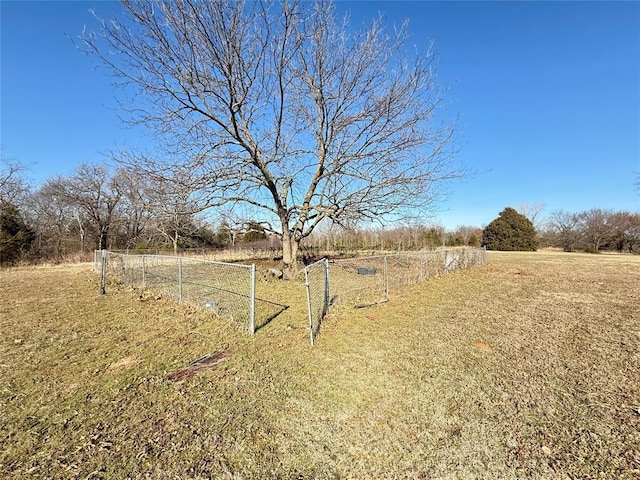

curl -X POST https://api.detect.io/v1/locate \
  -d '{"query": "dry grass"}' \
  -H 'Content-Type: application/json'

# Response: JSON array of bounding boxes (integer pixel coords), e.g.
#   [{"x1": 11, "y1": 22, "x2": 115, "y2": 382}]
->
[{"x1": 1, "y1": 252, "x2": 639, "y2": 479}]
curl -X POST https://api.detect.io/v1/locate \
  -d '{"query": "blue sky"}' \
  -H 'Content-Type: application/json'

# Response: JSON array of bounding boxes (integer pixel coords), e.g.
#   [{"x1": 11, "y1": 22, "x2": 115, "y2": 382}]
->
[{"x1": 1, "y1": 1, "x2": 639, "y2": 229}]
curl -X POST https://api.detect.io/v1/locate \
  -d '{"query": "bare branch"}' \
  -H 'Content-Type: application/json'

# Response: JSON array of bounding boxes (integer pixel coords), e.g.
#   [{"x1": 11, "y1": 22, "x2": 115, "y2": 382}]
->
[{"x1": 0, "y1": 159, "x2": 31, "y2": 205}]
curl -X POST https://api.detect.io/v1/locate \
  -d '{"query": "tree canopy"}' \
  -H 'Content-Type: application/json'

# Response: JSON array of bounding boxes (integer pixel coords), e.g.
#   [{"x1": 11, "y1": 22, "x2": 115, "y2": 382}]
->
[
  {"x1": 482, "y1": 207, "x2": 538, "y2": 251},
  {"x1": 84, "y1": 0, "x2": 462, "y2": 275}
]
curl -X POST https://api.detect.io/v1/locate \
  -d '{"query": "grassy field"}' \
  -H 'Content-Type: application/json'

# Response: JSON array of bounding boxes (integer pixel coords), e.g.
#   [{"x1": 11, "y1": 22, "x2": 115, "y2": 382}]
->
[{"x1": 1, "y1": 251, "x2": 639, "y2": 479}]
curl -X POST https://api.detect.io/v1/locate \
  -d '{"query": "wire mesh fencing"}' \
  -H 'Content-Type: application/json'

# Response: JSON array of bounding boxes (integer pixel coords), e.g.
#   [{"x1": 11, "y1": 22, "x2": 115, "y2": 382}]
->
[
  {"x1": 95, "y1": 250, "x2": 285, "y2": 334},
  {"x1": 304, "y1": 258, "x2": 329, "y2": 345},
  {"x1": 328, "y1": 255, "x2": 388, "y2": 307},
  {"x1": 305, "y1": 248, "x2": 487, "y2": 344}
]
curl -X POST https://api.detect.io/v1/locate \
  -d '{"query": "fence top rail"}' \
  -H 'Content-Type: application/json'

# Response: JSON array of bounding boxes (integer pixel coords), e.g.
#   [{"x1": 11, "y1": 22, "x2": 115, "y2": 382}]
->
[
  {"x1": 100, "y1": 251, "x2": 253, "y2": 270},
  {"x1": 329, "y1": 254, "x2": 388, "y2": 263},
  {"x1": 327, "y1": 247, "x2": 487, "y2": 265},
  {"x1": 304, "y1": 258, "x2": 328, "y2": 270}
]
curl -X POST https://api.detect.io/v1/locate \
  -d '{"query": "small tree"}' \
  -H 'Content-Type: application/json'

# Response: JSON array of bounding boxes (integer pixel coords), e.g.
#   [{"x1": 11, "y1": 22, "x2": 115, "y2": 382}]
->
[
  {"x1": 448, "y1": 225, "x2": 481, "y2": 247},
  {"x1": 482, "y1": 207, "x2": 538, "y2": 251},
  {"x1": 215, "y1": 220, "x2": 238, "y2": 248},
  {"x1": 424, "y1": 226, "x2": 445, "y2": 248},
  {"x1": 143, "y1": 175, "x2": 202, "y2": 255},
  {"x1": 446, "y1": 233, "x2": 463, "y2": 247},
  {"x1": 30, "y1": 181, "x2": 76, "y2": 260},
  {"x1": 117, "y1": 169, "x2": 152, "y2": 250},
  {"x1": 467, "y1": 234, "x2": 479, "y2": 247}
]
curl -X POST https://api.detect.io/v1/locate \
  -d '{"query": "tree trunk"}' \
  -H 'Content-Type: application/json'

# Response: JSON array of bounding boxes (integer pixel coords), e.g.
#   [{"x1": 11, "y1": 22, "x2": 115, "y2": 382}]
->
[
  {"x1": 56, "y1": 235, "x2": 61, "y2": 261},
  {"x1": 77, "y1": 215, "x2": 85, "y2": 252},
  {"x1": 281, "y1": 231, "x2": 300, "y2": 280},
  {"x1": 99, "y1": 228, "x2": 108, "y2": 250},
  {"x1": 172, "y1": 233, "x2": 179, "y2": 256}
]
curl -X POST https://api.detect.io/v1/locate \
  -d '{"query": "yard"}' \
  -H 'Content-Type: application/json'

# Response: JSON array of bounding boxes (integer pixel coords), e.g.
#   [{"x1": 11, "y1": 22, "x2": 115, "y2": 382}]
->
[{"x1": 1, "y1": 251, "x2": 638, "y2": 479}]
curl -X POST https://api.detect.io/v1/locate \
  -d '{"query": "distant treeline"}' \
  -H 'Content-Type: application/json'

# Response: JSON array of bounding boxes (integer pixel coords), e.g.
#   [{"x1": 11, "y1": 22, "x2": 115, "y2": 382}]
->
[
  {"x1": 0, "y1": 162, "x2": 480, "y2": 265},
  {"x1": 539, "y1": 209, "x2": 640, "y2": 253},
  {"x1": 1, "y1": 161, "x2": 638, "y2": 266}
]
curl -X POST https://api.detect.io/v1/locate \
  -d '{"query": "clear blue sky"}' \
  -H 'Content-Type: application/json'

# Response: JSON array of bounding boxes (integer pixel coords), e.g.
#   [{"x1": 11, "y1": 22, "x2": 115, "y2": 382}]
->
[{"x1": 2, "y1": 1, "x2": 639, "y2": 229}]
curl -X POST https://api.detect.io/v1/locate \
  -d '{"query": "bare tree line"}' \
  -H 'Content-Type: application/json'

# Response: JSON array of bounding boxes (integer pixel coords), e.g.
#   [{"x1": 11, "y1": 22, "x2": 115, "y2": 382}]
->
[
  {"x1": 303, "y1": 223, "x2": 482, "y2": 252},
  {"x1": 0, "y1": 162, "x2": 224, "y2": 263},
  {"x1": 542, "y1": 209, "x2": 640, "y2": 253},
  {"x1": 0, "y1": 158, "x2": 482, "y2": 263},
  {"x1": 1, "y1": 159, "x2": 638, "y2": 265}
]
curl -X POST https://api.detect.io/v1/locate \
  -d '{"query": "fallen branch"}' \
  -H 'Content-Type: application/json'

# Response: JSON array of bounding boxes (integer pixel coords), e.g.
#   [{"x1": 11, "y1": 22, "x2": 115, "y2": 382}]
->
[{"x1": 166, "y1": 349, "x2": 231, "y2": 382}]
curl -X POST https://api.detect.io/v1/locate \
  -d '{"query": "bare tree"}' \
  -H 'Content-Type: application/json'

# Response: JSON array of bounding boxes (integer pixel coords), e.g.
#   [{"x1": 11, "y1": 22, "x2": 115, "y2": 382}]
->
[
  {"x1": 143, "y1": 174, "x2": 202, "y2": 255},
  {"x1": 50, "y1": 163, "x2": 123, "y2": 250},
  {"x1": 609, "y1": 211, "x2": 640, "y2": 253},
  {"x1": 84, "y1": 0, "x2": 462, "y2": 276},
  {"x1": 29, "y1": 181, "x2": 77, "y2": 259},
  {"x1": 546, "y1": 210, "x2": 584, "y2": 252},
  {"x1": 0, "y1": 159, "x2": 30, "y2": 206},
  {"x1": 580, "y1": 208, "x2": 615, "y2": 252},
  {"x1": 115, "y1": 168, "x2": 153, "y2": 249},
  {"x1": 214, "y1": 220, "x2": 237, "y2": 248},
  {"x1": 516, "y1": 202, "x2": 546, "y2": 230}
]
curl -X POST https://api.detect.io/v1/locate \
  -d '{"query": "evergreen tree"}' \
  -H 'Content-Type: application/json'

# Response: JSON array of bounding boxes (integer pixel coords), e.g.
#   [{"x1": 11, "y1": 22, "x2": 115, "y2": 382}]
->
[
  {"x1": 482, "y1": 207, "x2": 538, "y2": 251},
  {"x1": 0, "y1": 203, "x2": 35, "y2": 265}
]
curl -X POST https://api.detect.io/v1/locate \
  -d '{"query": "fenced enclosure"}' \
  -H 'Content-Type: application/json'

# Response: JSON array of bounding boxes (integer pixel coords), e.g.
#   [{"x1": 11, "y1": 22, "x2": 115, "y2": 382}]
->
[
  {"x1": 304, "y1": 248, "x2": 487, "y2": 343},
  {"x1": 94, "y1": 247, "x2": 486, "y2": 342},
  {"x1": 95, "y1": 250, "x2": 285, "y2": 334}
]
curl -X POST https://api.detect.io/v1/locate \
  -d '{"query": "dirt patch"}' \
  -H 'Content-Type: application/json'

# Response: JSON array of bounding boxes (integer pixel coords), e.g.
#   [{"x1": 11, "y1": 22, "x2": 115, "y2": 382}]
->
[
  {"x1": 473, "y1": 340, "x2": 493, "y2": 352},
  {"x1": 106, "y1": 355, "x2": 140, "y2": 373}
]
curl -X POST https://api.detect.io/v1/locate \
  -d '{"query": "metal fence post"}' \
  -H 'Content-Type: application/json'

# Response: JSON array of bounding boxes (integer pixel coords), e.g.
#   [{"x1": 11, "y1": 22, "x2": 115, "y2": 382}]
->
[
  {"x1": 178, "y1": 258, "x2": 183, "y2": 303},
  {"x1": 249, "y1": 264, "x2": 256, "y2": 335},
  {"x1": 99, "y1": 249, "x2": 107, "y2": 295},
  {"x1": 383, "y1": 255, "x2": 388, "y2": 301},
  {"x1": 142, "y1": 255, "x2": 146, "y2": 288},
  {"x1": 304, "y1": 266, "x2": 314, "y2": 345},
  {"x1": 323, "y1": 258, "x2": 330, "y2": 316}
]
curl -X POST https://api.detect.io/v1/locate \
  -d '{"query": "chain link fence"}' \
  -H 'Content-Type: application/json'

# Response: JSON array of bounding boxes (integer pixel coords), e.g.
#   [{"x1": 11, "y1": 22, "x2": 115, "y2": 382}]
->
[
  {"x1": 304, "y1": 258, "x2": 329, "y2": 345},
  {"x1": 95, "y1": 250, "x2": 285, "y2": 334},
  {"x1": 94, "y1": 247, "x2": 486, "y2": 342},
  {"x1": 328, "y1": 255, "x2": 388, "y2": 307},
  {"x1": 304, "y1": 248, "x2": 487, "y2": 344}
]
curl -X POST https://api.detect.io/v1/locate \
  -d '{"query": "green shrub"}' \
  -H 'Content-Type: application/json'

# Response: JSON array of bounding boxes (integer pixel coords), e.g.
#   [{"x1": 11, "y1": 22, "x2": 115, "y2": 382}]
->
[{"x1": 0, "y1": 203, "x2": 35, "y2": 265}]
